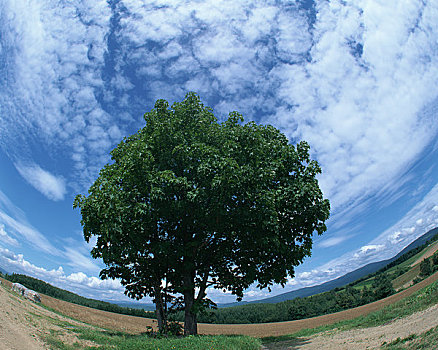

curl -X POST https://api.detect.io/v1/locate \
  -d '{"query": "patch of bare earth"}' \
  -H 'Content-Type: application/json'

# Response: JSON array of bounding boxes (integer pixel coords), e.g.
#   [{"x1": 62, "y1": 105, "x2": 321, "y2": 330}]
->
[
  {"x1": 200, "y1": 272, "x2": 438, "y2": 337},
  {"x1": 411, "y1": 240, "x2": 438, "y2": 267},
  {"x1": 1, "y1": 271, "x2": 438, "y2": 349},
  {"x1": 34, "y1": 272, "x2": 438, "y2": 339},
  {"x1": 0, "y1": 278, "x2": 102, "y2": 350},
  {"x1": 264, "y1": 303, "x2": 438, "y2": 350}
]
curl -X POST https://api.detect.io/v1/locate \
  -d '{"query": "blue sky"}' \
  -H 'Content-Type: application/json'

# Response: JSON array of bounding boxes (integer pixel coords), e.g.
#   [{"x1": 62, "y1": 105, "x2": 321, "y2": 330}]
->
[{"x1": 1, "y1": 0, "x2": 438, "y2": 304}]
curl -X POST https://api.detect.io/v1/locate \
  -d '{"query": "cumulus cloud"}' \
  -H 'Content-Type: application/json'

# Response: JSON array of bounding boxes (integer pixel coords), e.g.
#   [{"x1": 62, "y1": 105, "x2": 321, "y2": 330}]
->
[
  {"x1": 1, "y1": 0, "x2": 438, "y2": 303},
  {"x1": 353, "y1": 244, "x2": 385, "y2": 259},
  {"x1": 0, "y1": 246, "x2": 130, "y2": 302},
  {"x1": 15, "y1": 162, "x2": 66, "y2": 201}
]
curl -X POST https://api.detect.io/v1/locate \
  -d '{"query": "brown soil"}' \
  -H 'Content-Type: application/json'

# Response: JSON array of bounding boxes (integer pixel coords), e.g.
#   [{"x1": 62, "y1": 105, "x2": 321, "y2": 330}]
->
[
  {"x1": 24, "y1": 271, "x2": 438, "y2": 338},
  {"x1": 198, "y1": 271, "x2": 438, "y2": 337},
  {"x1": 1, "y1": 271, "x2": 437, "y2": 349},
  {"x1": 411, "y1": 240, "x2": 438, "y2": 267},
  {"x1": 264, "y1": 303, "x2": 438, "y2": 349},
  {"x1": 0, "y1": 278, "x2": 101, "y2": 350}
]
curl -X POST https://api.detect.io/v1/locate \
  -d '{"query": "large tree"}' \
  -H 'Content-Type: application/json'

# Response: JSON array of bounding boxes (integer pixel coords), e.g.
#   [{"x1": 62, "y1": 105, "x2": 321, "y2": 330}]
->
[{"x1": 74, "y1": 92, "x2": 330, "y2": 335}]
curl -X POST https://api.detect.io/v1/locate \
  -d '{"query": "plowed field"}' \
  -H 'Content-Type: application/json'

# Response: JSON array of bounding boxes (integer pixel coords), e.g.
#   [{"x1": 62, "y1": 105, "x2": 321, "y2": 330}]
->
[
  {"x1": 1, "y1": 272, "x2": 438, "y2": 350},
  {"x1": 24, "y1": 272, "x2": 438, "y2": 337}
]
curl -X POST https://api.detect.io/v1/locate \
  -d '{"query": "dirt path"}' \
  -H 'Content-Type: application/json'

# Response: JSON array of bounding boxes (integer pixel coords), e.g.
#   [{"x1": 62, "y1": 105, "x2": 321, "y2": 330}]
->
[
  {"x1": 30, "y1": 271, "x2": 438, "y2": 338},
  {"x1": 199, "y1": 271, "x2": 438, "y2": 337},
  {"x1": 0, "y1": 279, "x2": 101, "y2": 350},
  {"x1": 0, "y1": 282, "x2": 48, "y2": 350},
  {"x1": 264, "y1": 303, "x2": 438, "y2": 349},
  {"x1": 1, "y1": 271, "x2": 437, "y2": 349}
]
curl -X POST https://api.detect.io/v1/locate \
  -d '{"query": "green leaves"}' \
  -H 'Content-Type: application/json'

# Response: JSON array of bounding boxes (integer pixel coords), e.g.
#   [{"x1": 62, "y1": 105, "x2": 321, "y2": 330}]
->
[{"x1": 73, "y1": 92, "x2": 330, "y2": 335}]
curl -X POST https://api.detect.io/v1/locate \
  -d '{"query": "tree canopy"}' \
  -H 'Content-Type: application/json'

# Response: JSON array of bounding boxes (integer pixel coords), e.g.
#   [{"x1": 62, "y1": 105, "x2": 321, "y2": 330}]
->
[{"x1": 73, "y1": 92, "x2": 330, "y2": 335}]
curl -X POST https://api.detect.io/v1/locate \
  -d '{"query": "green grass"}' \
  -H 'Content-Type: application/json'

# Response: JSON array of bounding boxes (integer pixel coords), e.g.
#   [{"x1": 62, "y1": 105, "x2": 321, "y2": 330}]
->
[
  {"x1": 39, "y1": 318, "x2": 261, "y2": 350},
  {"x1": 43, "y1": 326, "x2": 261, "y2": 350},
  {"x1": 3, "y1": 280, "x2": 260, "y2": 350},
  {"x1": 392, "y1": 265, "x2": 420, "y2": 290},
  {"x1": 263, "y1": 278, "x2": 438, "y2": 345},
  {"x1": 381, "y1": 326, "x2": 438, "y2": 349}
]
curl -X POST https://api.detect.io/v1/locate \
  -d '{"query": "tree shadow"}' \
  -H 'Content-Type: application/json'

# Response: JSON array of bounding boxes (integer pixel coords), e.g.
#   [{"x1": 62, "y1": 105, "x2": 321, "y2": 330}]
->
[{"x1": 263, "y1": 337, "x2": 312, "y2": 349}]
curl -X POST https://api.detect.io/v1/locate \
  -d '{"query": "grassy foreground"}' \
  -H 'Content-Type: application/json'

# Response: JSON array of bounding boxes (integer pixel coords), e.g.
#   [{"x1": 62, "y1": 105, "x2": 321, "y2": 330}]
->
[
  {"x1": 381, "y1": 325, "x2": 438, "y2": 349},
  {"x1": 263, "y1": 277, "x2": 438, "y2": 345},
  {"x1": 42, "y1": 324, "x2": 261, "y2": 350}
]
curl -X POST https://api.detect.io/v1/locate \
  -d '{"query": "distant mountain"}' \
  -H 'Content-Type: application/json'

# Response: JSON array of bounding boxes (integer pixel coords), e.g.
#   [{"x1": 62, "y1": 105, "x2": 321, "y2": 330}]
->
[
  {"x1": 0, "y1": 266, "x2": 9, "y2": 275},
  {"x1": 220, "y1": 226, "x2": 438, "y2": 307},
  {"x1": 115, "y1": 300, "x2": 155, "y2": 311}
]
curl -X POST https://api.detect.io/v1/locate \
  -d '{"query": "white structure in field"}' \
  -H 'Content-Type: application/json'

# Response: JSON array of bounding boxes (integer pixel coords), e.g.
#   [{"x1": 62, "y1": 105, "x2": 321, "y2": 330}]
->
[{"x1": 11, "y1": 282, "x2": 41, "y2": 303}]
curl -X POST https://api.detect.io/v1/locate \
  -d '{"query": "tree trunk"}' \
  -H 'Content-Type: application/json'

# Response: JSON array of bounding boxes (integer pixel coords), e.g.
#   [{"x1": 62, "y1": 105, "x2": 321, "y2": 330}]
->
[
  {"x1": 154, "y1": 286, "x2": 166, "y2": 333},
  {"x1": 183, "y1": 274, "x2": 197, "y2": 335},
  {"x1": 155, "y1": 299, "x2": 165, "y2": 333}
]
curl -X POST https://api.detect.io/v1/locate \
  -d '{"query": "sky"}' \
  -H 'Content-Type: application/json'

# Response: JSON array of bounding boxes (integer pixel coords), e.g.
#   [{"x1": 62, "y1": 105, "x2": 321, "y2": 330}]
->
[{"x1": 0, "y1": 0, "x2": 438, "y2": 304}]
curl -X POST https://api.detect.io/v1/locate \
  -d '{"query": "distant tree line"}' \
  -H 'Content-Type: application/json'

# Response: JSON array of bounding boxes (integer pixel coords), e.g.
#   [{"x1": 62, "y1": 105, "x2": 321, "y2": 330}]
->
[
  {"x1": 3, "y1": 273, "x2": 155, "y2": 318},
  {"x1": 346, "y1": 232, "x2": 438, "y2": 288},
  {"x1": 170, "y1": 232, "x2": 438, "y2": 324},
  {"x1": 415, "y1": 250, "x2": 438, "y2": 283},
  {"x1": 3, "y1": 231, "x2": 437, "y2": 325},
  {"x1": 167, "y1": 273, "x2": 394, "y2": 324}
]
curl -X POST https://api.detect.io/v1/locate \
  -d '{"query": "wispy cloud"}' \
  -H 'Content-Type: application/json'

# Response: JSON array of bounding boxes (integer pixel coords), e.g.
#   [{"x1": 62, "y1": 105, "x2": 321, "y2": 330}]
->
[
  {"x1": 0, "y1": 190, "x2": 61, "y2": 255},
  {"x1": 289, "y1": 181, "x2": 438, "y2": 292},
  {"x1": 0, "y1": 189, "x2": 26, "y2": 221},
  {"x1": 0, "y1": 224, "x2": 19, "y2": 247},
  {"x1": 15, "y1": 162, "x2": 66, "y2": 201},
  {"x1": 319, "y1": 235, "x2": 351, "y2": 248},
  {"x1": 64, "y1": 245, "x2": 101, "y2": 274},
  {"x1": 0, "y1": 211, "x2": 61, "y2": 256}
]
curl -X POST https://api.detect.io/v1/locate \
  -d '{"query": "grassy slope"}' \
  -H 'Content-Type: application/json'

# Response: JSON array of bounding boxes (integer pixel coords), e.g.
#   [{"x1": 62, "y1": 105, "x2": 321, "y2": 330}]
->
[
  {"x1": 352, "y1": 243, "x2": 431, "y2": 291},
  {"x1": 1, "y1": 279, "x2": 261, "y2": 350},
  {"x1": 263, "y1": 275, "x2": 438, "y2": 345}
]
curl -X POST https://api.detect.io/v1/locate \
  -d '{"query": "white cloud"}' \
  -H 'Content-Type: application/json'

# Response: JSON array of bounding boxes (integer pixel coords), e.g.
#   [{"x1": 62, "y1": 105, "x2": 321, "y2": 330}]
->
[
  {"x1": 319, "y1": 235, "x2": 351, "y2": 248},
  {"x1": 15, "y1": 162, "x2": 66, "y2": 201},
  {"x1": 0, "y1": 211, "x2": 60, "y2": 255},
  {"x1": 285, "y1": 268, "x2": 338, "y2": 289},
  {"x1": 64, "y1": 247, "x2": 101, "y2": 274},
  {"x1": 353, "y1": 244, "x2": 385, "y2": 259},
  {"x1": 0, "y1": 224, "x2": 19, "y2": 247},
  {"x1": 0, "y1": 0, "x2": 438, "y2": 305},
  {"x1": 0, "y1": 246, "x2": 129, "y2": 302},
  {"x1": 0, "y1": 0, "x2": 118, "y2": 191},
  {"x1": 0, "y1": 190, "x2": 60, "y2": 255},
  {"x1": 302, "y1": 181, "x2": 438, "y2": 288},
  {"x1": 3, "y1": 0, "x2": 435, "y2": 209},
  {"x1": 0, "y1": 190, "x2": 26, "y2": 222},
  {"x1": 269, "y1": 0, "x2": 438, "y2": 218}
]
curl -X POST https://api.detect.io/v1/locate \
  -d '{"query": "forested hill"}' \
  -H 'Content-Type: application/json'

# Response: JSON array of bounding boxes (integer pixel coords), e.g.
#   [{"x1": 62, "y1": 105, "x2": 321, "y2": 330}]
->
[
  {"x1": 221, "y1": 226, "x2": 438, "y2": 306},
  {"x1": 189, "y1": 231, "x2": 438, "y2": 324}
]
